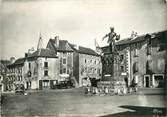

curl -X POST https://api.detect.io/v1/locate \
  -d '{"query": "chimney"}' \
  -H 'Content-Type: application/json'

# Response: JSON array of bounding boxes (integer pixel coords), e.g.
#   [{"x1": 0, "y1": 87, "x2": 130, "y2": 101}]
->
[
  {"x1": 10, "y1": 57, "x2": 15, "y2": 64},
  {"x1": 54, "y1": 36, "x2": 59, "y2": 47},
  {"x1": 25, "y1": 53, "x2": 28, "y2": 58},
  {"x1": 74, "y1": 44, "x2": 79, "y2": 50},
  {"x1": 130, "y1": 31, "x2": 138, "y2": 40},
  {"x1": 28, "y1": 47, "x2": 35, "y2": 54}
]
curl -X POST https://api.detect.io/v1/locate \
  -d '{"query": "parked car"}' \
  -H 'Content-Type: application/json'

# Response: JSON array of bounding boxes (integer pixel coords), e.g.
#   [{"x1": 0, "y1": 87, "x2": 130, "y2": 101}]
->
[
  {"x1": 57, "y1": 81, "x2": 73, "y2": 89},
  {"x1": 15, "y1": 84, "x2": 25, "y2": 94}
]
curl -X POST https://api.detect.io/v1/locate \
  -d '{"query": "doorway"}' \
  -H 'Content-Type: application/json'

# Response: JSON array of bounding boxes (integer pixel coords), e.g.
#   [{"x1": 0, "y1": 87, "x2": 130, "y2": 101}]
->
[
  {"x1": 42, "y1": 80, "x2": 50, "y2": 89},
  {"x1": 153, "y1": 74, "x2": 164, "y2": 88},
  {"x1": 144, "y1": 75, "x2": 150, "y2": 87}
]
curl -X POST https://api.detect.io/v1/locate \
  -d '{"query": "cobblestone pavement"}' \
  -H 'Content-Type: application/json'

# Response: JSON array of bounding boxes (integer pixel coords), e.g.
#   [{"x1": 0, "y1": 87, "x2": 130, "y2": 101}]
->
[{"x1": 1, "y1": 88, "x2": 166, "y2": 117}]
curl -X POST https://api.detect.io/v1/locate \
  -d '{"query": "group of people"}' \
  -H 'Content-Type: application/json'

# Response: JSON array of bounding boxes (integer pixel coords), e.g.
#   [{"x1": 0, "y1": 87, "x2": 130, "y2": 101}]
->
[
  {"x1": 82, "y1": 75, "x2": 139, "y2": 96},
  {"x1": 84, "y1": 85, "x2": 128, "y2": 96},
  {"x1": 84, "y1": 85, "x2": 139, "y2": 96}
]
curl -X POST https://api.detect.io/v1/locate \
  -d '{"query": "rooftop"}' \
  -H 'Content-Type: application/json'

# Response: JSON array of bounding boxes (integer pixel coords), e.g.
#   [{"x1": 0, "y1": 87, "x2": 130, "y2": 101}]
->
[
  {"x1": 8, "y1": 48, "x2": 58, "y2": 67},
  {"x1": 29, "y1": 48, "x2": 58, "y2": 58},
  {"x1": 102, "y1": 30, "x2": 167, "y2": 48},
  {"x1": 49, "y1": 39, "x2": 74, "y2": 52},
  {"x1": 48, "y1": 39, "x2": 99, "y2": 56},
  {"x1": 7, "y1": 58, "x2": 25, "y2": 67}
]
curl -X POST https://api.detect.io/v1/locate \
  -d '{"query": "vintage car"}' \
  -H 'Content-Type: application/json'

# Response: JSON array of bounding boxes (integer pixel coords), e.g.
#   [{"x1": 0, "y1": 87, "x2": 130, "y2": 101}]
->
[
  {"x1": 56, "y1": 81, "x2": 73, "y2": 89},
  {"x1": 15, "y1": 84, "x2": 25, "y2": 94}
]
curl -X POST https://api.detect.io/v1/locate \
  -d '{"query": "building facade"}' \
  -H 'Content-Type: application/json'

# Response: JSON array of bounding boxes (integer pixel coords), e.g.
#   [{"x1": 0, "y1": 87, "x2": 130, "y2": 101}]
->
[
  {"x1": 7, "y1": 48, "x2": 59, "y2": 90},
  {"x1": 101, "y1": 30, "x2": 167, "y2": 88},
  {"x1": 71, "y1": 46, "x2": 102, "y2": 87},
  {"x1": 46, "y1": 36, "x2": 102, "y2": 87},
  {"x1": 7, "y1": 58, "x2": 25, "y2": 91},
  {"x1": 0, "y1": 60, "x2": 11, "y2": 92}
]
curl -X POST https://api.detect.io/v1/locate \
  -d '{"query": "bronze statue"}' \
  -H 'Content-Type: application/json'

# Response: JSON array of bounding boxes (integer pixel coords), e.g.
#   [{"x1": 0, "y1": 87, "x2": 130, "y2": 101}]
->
[{"x1": 102, "y1": 27, "x2": 120, "y2": 53}]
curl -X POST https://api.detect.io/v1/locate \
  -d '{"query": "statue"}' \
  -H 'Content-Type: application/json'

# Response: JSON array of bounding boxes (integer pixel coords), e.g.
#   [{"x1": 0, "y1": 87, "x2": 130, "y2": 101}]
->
[
  {"x1": 102, "y1": 27, "x2": 121, "y2": 78},
  {"x1": 102, "y1": 27, "x2": 120, "y2": 53}
]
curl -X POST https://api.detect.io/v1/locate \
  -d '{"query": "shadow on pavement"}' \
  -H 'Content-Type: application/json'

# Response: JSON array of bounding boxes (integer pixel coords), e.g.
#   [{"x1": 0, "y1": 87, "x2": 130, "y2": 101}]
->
[{"x1": 99, "y1": 105, "x2": 166, "y2": 117}]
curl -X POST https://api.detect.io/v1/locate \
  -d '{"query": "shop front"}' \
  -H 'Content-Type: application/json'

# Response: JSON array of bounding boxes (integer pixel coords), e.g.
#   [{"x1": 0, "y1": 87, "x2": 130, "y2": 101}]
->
[{"x1": 39, "y1": 80, "x2": 58, "y2": 90}]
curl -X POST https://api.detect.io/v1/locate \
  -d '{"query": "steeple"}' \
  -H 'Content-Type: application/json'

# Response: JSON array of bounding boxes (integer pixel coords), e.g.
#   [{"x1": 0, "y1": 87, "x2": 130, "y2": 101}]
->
[{"x1": 37, "y1": 32, "x2": 43, "y2": 50}]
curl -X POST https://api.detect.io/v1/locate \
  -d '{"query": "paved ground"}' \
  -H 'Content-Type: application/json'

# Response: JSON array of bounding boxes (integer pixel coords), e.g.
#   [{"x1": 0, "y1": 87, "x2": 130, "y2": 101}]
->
[{"x1": 1, "y1": 88, "x2": 166, "y2": 117}]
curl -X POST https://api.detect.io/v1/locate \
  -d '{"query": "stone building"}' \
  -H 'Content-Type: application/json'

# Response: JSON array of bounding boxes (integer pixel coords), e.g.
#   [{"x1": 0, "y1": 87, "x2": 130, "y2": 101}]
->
[
  {"x1": 46, "y1": 36, "x2": 74, "y2": 83},
  {"x1": 101, "y1": 30, "x2": 167, "y2": 88},
  {"x1": 0, "y1": 60, "x2": 11, "y2": 92},
  {"x1": 7, "y1": 48, "x2": 59, "y2": 90},
  {"x1": 7, "y1": 58, "x2": 25, "y2": 91},
  {"x1": 70, "y1": 45, "x2": 102, "y2": 87},
  {"x1": 46, "y1": 36, "x2": 102, "y2": 87}
]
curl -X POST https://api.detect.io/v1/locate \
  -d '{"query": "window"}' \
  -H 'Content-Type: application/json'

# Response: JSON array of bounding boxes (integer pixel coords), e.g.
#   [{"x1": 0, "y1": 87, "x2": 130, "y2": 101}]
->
[
  {"x1": 92, "y1": 68, "x2": 94, "y2": 73},
  {"x1": 146, "y1": 60, "x2": 152, "y2": 74},
  {"x1": 44, "y1": 70, "x2": 48, "y2": 76},
  {"x1": 20, "y1": 76, "x2": 22, "y2": 81},
  {"x1": 157, "y1": 59, "x2": 165, "y2": 71},
  {"x1": 147, "y1": 37, "x2": 152, "y2": 55},
  {"x1": 19, "y1": 69, "x2": 22, "y2": 73},
  {"x1": 120, "y1": 54, "x2": 124, "y2": 62},
  {"x1": 43, "y1": 80, "x2": 49, "y2": 87},
  {"x1": 88, "y1": 67, "x2": 91, "y2": 73},
  {"x1": 44, "y1": 62, "x2": 48, "y2": 68},
  {"x1": 67, "y1": 69, "x2": 69, "y2": 74},
  {"x1": 85, "y1": 59, "x2": 87, "y2": 63},
  {"x1": 99, "y1": 60, "x2": 101, "y2": 64},
  {"x1": 95, "y1": 60, "x2": 96, "y2": 64},
  {"x1": 98, "y1": 69, "x2": 101, "y2": 76},
  {"x1": 60, "y1": 58, "x2": 62, "y2": 64},
  {"x1": 63, "y1": 68, "x2": 66, "y2": 74},
  {"x1": 147, "y1": 46, "x2": 151, "y2": 55},
  {"x1": 120, "y1": 66, "x2": 124, "y2": 72},
  {"x1": 60, "y1": 69, "x2": 62, "y2": 74},
  {"x1": 94, "y1": 68, "x2": 97, "y2": 73},
  {"x1": 133, "y1": 62, "x2": 139, "y2": 73},
  {"x1": 134, "y1": 48, "x2": 139, "y2": 57},
  {"x1": 81, "y1": 67, "x2": 84, "y2": 75},
  {"x1": 84, "y1": 67, "x2": 87, "y2": 72},
  {"x1": 28, "y1": 71, "x2": 31, "y2": 77},
  {"x1": 63, "y1": 52, "x2": 66, "y2": 57},
  {"x1": 28, "y1": 63, "x2": 31, "y2": 69},
  {"x1": 63, "y1": 58, "x2": 66, "y2": 64},
  {"x1": 53, "y1": 80, "x2": 58, "y2": 85},
  {"x1": 148, "y1": 38, "x2": 151, "y2": 45}
]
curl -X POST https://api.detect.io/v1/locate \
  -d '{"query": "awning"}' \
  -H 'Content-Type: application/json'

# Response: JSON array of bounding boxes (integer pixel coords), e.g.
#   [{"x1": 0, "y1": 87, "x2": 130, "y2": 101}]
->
[
  {"x1": 59, "y1": 74, "x2": 69, "y2": 78},
  {"x1": 121, "y1": 72, "x2": 127, "y2": 76},
  {"x1": 105, "y1": 74, "x2": 111, "y2": 77}
]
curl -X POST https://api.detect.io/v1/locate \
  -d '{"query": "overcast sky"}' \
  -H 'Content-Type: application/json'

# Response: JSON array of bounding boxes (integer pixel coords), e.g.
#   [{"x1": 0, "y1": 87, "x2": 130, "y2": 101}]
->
[{"x1": 1, "y1": 0, "x2": 167, "y2": 59}]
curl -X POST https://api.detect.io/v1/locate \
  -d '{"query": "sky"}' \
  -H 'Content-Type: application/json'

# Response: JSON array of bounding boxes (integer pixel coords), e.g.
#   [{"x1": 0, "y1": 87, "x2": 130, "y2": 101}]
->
[{"x1": 1, "y1": 0, "x2": 167, "y2": 60}]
